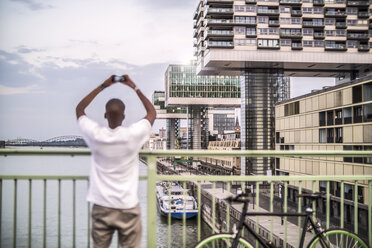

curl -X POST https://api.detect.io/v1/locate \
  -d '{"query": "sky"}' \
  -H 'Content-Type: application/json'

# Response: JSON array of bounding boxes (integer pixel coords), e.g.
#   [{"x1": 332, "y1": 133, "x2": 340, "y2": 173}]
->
[{"x1": 0, "y1": 0, "x2": 334, "y2": 141}]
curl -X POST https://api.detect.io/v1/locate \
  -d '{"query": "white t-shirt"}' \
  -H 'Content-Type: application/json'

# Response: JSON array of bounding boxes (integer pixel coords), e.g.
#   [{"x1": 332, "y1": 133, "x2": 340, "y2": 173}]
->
[{"x1": 78, "y1": 116, "x2": 151, "y2": 209}]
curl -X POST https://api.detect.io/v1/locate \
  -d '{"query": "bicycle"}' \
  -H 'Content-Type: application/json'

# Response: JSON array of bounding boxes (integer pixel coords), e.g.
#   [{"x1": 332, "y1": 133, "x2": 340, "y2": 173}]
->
[{"x1": 195, "y1": 192, "x2": 368, "y2": 248}]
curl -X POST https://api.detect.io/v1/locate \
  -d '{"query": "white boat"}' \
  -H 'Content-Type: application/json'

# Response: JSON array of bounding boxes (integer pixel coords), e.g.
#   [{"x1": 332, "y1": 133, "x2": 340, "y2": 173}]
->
[{"x1": 156, "y1": 182, "x2": 198, "y2": 219}]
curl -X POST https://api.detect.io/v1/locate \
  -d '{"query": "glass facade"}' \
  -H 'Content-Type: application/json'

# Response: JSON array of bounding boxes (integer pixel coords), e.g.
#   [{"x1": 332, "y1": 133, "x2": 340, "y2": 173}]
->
[
  {"x1": 166, "y1": 64, "x2": 240, "y2": 99},
  {"x1": 213, "y1": 114, "x2": 236, "y2": 134}
]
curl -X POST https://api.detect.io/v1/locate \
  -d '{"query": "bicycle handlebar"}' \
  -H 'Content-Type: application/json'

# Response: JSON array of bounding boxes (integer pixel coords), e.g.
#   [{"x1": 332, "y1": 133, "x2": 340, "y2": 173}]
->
[{"x1": 226, "y1": 193, "x2": 251, "y2": 204}]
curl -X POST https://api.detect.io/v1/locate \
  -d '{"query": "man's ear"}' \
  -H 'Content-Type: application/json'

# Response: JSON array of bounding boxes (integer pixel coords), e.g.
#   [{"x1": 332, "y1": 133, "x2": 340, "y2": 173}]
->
[{"x1": 104, "y1": 112, "x2": 107, "y2": 119}]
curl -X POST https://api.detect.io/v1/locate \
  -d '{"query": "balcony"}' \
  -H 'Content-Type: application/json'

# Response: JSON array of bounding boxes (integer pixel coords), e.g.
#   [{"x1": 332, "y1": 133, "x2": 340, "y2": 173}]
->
[
  {"x1": 335, "y1": 22, "x2": 347, "y2": 29},
  {"x1": 324, "y1": 11, "x2": 347, "y2": 18},
  {"x1": 204, "y1": 7, "x2": 234, "y2": 17},
  {"x1": 302, "y1": 21, "x2": 325, "y2": 28},
  {"x1": 204, "y1": 29, "x2": 234, "y2": 39},
  {"x1": 325, "y1": 43, "x2": 347, "y2": 51},
  {"x1": 291, "y1": 42, "x2": 303, "y2": 50},
  {"x1": 314, "y1": 32, "x2": 325, "y2": 39},
  {"x1": 358, "y1": 44, "x2": 370, "y2": 51},
  {"x1": 280, "y1": 0, "x2": 302, "y2": 4},
  {"x1": 0, "y1": 149, "x2": 371, "y2": 248},
  {"x1": 347, "y1": 0, "x2": 370, "y2": 6},
  {"x1": 205, "y1": 19, "x2": 234, "y2": 27},
  {"x1": 280, "y1": 31, "x2": 303, "y2": 39},
  {"x1": 347, "y1": 33, "x2": 369, "y2": 40},
  {"x1": 291, "y1": 9, "x2": 302, "y2": 17},
  {"x1": 257, "y1": 8, "x2": 280, "y2": 16},
  {"x1": 206, "y1": 40, "x2": 234, "y2": 48},
  {"x1": 358, "y1": 12, "x2": 369, "y2": 18},
  {"x1": 269, "y1": 19, "x2": 280, "y2": 27},
  {"x1": 313, "y1": 0, "x2": 325, "y2": 5}
]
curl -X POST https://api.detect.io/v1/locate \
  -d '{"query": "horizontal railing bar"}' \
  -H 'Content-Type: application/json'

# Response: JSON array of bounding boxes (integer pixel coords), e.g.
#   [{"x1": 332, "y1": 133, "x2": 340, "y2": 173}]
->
[
  {"x1": 1, "y1": 149, "x2": 372, "y2": 157},
  {"x1": 156, "y1": 175, "x2": 372, "y2": 182},
  {"x1": 0, "y1": 175, "x2": 148, "y2": 180}
]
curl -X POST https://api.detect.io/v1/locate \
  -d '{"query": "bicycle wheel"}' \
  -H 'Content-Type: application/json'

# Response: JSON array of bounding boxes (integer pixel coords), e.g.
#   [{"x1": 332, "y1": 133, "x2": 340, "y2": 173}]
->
[
  {"x1": 307, "y1": 228, "x2": 368, "y2": 248},
  {"x1": 195, "y1": 233, "x2": 254, "y2": 248}
]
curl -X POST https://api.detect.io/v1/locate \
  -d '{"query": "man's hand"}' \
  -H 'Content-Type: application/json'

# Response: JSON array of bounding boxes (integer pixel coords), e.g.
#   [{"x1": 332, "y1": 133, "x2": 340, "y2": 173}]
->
[
  {"x1": 121, "y1": 75, "x2": 136, "y2": 89},
  {"x1": 102, "y1": 75, "x2": 117, "y2": 88}
]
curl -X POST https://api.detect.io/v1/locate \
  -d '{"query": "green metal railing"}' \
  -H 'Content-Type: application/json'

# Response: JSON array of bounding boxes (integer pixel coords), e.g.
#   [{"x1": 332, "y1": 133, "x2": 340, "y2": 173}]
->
[{"x1": 0, "y1": 149, "x2": 372, "y2": 248}]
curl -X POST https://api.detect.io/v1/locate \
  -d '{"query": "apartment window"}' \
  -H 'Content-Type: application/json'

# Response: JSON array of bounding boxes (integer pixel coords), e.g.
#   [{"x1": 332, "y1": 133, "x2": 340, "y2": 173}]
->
[
  {"x1": 246, "y1": 39, "x2": 257, "y2": 46},
  {"x1": 336, "y1": 30, "x2": 345, "y2": 37},
  {"x1": 325, "y1": 18, "x2": 335, "y2": 25},
  {"x1": 280, "y1": 6, "x2": 290, "y2": 13},
  {"x1": 319, "y1": 112, "x2": 326, "y2": 126},
  {"x1": 257, "y1": 39, "x2": 279, "y2": 48},
  {"x1": 246, "y1": 28, "x2": 256, "y2": 36},
  {"x1": 335, "y1": 109, "x2": 342, "y2": 125},
  {"x1": 280, "y1": 39, "x2": 291, "y2": 46},
  {"x1": 302, "y1": 7, "x2": 312, "y2": 14},
  {"x1": 327, "y1": 110, "x2": 334, "y2": 125},
  {"x1": 347, "y1": 41, "x2": 358, "y2": 48},
  {"x1": 327, "y1": 128, "x2": 334, "y2": 143},
  {"x1": 364, "y1": 82, "x2": 372, "y2": 101},
  {"x1": 303, "y1": 40, "x2": 313, "y2": 47},
  {"x1": 346, "y1": 7, "x2": 357, "y2": 15},
  {"x1": 364, "y1": 103, "x2": 372, "y2": 122},
  {"x1": 258, "y1": 28, "x2": 268, "y2": 35},
  {"x1": 335, "y1": 127, "x2": 343, "y2": 143},
  {"x1": 344, "y1": 184, "x2": 353, "y2": 201},
  {"x1": 353, "y1": 85, "x2": 362, "y2": 103},
  {"x1": 246, "y1": 5, "x2": 256, "y2": 12},
  {"x1": 258, "y1": 17, "x2": 268, "y2": 24},
  {"x1": 280, "y1": 18, "x2": 290, "y2": 24},
  {"x1": 343, "y1": 145, "x2": 352, "y2": 162},
  {"x1": 275, "y1": 158, "x2": 280, "y2": 169},
  {"x1": 303, "y1": 29, "x2": 313, "y2": 36},
  {"x1": 326, "y1": 30, "x2": 335, "y2": 37},
  {"x1": 319, "y1": 129, "x2": 326, "y2": 143},
  {"x1": 344, "y1": 107, "x2": 352, "y2": 124},
  {"x1": 354, "y1": 146, "x2": 363, "y2": 163},
  {"x1": 284, "y1": 101, "x2": 300, "y2": 116},
  {"x1": 313, "y1": 7, "x2": 323, "y2": 14},
  {"x1": 235, "y1": 5, "x2": 245, "y2": 12},
  {"x1": 269, "y1": 28, "x2": 278, "y2": 35},
  {"x1": 235, "y1": 39, "x2": 246, "y2": 46},
  {"x1": 276, "y1": 132, "x2": 280, "y2": 143},
  {"x1": 291, "y1": 18, "x2": 301, "y2": 24},
  {"x1": 364, "y1": 146, "x2": 372, "y2": 164},
  {"x1": 235, "y1": 27, "x2": 245, "y2": 35},
  {"x1": 314, "y1": 41, "x2": 324, "y2": 47},
  {"x1": 347, "y1": 20, "x2": 357, "y2": 26},
  {"x1": 353, "y1": 105, "x2": 363, "y2": 123}
]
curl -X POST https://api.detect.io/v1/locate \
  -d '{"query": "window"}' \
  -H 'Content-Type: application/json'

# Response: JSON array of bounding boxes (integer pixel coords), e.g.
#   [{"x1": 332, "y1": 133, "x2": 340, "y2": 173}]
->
[
  {"x1": 319, "y1": 112, "x2": 326, "y2": 126},
  {"x1": 326, "y1": 30, "x2": 335, "y2": 36},
  {"x1": 234, "y1": 5, "x2": 245, "y2": 12},
  {"x1": 353, "y1": 146, "x2": 363, "y2": 163},
  {"x1": 284, "y1": 101, "x2": 300, "y2": 116},
  {"x1": 353, "y1": 105, "x2": 363, "y2": 123},
  {"x1": 327, "y1": 128, "x2": 334, "y2": 143},
  {"x1": 343, "y1": 145, "x2": 352, "y2": 162},
  {"x1": 335, "y1": 109, "x2": 342, "y2": 125},
  {"x1": 313, "y1": 7, "x2": 323, "y2": 14},
  {"x1": 364, "y1": 146, "x2": 372, "y2": 164},
  {"x1": 258, "y1": 28, "x2": 268, "y2": 35},
  {"x1": 336, "y1": 30, "x2": 345, "y2": 37},
  {"x1": 280, "y1": 6, "x2": 290, "y2": 13},
  {"x1": 257, "y1": 39, "x2": 279, "y2": 48},
  {"x1": 327, "y1": 110, "x2": 334, "y2": 125},
  {"x1": 319, "y1": 129, "x2": 326, "y2": 143},
  {"x1": 363, "y1": 82, "x2": 372, "y2": 101},
  {"x1": 352, "y1": 85, "x2": 362, "y2": 103},
  {"x1": 235, "y1": 27, "x2": 245, "y2": 35},
  {"x1": 347, "y1": 20, "x2": 357, "y2": 26},
  {"x1": 325, "y1": 18, "x2": 335, "y2": 25},
  {"x1": 291, "y1": 18, "x2": 301, "y2": 24},
  {"x1": 314, "y1": 41, "x2": 324, "y2": 47},
  {"x1": 246, "y1": 28, "x2": 256, "y2": 36},
  {"x1": 302, "y1": 7, "x2": 312, "y2": 14},
  {"x1": 347, "y1": 41, "x2": 358, "y2": 48},
  {"x1": 246, "y1": 39, "x2": 257, "y2": 46},
  {"x1": 346, "y1": 7, "x2": 357, "y2": 15},
  {"x1": 280, "y1": 39, "x2": 291, "y2": 46},
  {"x1": 335, "y1": 127, "x2": 343, "y2": 143},
  {"x1": 303, "y1": 40, "x2": 313, "y2": 47},
  {"x1": 344, "y1": 107, "x2": 352, "y2": 124},
  {"x1": 364, "y1": 103, "x2": 372, "y2": 122},
  {"x1": 246, "y1": 5, "x2": 256, "y2": 12},
  {"x1": 269, "y1": 28, "x2": 278, "y2": 35},
  {"x1": 257, "y1": 17, "x2": 268, "y2": 23},
  {"x1": 303, "y1": 29, "x2": 313, "y2": 36},
  {"x1": 280, "y1": 18, "x2": 290, "y2": 24}
]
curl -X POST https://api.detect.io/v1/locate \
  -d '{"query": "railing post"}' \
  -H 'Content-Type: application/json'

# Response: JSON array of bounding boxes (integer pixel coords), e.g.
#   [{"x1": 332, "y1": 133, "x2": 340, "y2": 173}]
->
[
  {"x1": 13, "y1": 179, "x2": 17, "y2": 248},
  {"x1": 28, "y1": 179, "x2": 32, "y2": 248},
  {"x1": 147, "y1": 156, "x2": 157, "y2": 248}
]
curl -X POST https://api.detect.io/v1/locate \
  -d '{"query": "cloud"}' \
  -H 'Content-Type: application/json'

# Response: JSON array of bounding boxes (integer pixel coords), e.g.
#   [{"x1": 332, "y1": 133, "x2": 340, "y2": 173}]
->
[
  {"x1": 0, "y1": 84, "x2": 45, "y2": 95},
  {"x1": 17, "y1": 46, "x2": 45, "y2": 54},
  {"x1": 10, "y1": 0, "x2": 53, "y2": 10}
]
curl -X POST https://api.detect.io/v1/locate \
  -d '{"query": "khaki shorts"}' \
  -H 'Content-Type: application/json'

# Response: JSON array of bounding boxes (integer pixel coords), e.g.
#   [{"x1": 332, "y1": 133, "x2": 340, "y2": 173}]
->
[{"x1": 92, "y1": 204, "x2": 142, "y2": 248}]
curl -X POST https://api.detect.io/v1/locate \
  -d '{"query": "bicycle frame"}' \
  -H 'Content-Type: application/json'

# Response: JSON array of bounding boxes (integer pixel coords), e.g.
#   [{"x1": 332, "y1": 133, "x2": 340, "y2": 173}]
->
[{"x1": 231, "y1": 201, "x2": 325, "y2": 248}]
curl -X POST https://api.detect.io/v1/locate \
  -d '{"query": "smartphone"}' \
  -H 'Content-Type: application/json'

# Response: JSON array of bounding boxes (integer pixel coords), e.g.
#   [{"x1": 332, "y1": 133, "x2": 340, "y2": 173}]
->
[{"x1": 112, "y1": 75, "x2": 126, "y2": 82}]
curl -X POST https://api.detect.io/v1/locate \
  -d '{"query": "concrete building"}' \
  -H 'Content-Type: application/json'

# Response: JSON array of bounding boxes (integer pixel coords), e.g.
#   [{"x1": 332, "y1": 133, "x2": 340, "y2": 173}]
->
[
  {"x1": 275, "y1": 76, "x2": 372, "y2": 230},
  {"x1": 193, "y1": 0, "x2": 371, "y2": 175}
]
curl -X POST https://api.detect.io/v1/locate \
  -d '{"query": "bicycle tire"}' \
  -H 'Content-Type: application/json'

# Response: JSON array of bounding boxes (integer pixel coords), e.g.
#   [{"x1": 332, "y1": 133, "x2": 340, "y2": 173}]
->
[
  {"x1": 306, "y1": 228, "x2": 368, "y2": 248},
  {"x1": 195, "y1": 233, "x2": 254, "y2": 248}
]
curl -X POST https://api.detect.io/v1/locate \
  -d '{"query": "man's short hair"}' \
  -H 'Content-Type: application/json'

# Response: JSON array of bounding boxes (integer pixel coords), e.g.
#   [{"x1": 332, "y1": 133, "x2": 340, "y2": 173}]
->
[{"x1": 106, "y1": 98, "x2": 125, "y2": 114}]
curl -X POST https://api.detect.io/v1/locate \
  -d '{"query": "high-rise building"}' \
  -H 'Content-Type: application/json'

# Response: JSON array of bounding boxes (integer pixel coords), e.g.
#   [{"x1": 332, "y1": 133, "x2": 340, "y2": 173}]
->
[{"x1": 193, "y1": 0, "x2": 371, "y2": 175}]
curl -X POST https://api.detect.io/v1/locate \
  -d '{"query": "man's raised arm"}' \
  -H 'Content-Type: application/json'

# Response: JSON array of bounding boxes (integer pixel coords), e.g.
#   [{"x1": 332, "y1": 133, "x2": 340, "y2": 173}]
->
[
  {"x1": 121, "y1": 75, "x2": 157, "y2": 126},
  {"x1": 76, "y1": 75, "x2": 115, "y2": 119}
]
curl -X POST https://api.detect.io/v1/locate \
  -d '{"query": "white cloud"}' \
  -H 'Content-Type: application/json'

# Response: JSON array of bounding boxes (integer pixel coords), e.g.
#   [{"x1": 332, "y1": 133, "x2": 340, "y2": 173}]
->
[{"x1": 0, "y1": 84, "x2": 45, "y2": 95}]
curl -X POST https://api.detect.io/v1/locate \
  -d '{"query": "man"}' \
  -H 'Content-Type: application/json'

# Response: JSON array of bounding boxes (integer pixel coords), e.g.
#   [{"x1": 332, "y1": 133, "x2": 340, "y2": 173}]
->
[{"x1": 76, "y1": 75, "x2": 156, "y2": 248}]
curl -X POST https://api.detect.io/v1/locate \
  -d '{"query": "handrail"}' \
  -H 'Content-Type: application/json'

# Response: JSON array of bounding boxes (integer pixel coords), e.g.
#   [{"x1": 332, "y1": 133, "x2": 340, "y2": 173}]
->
[{"x1": 1, "y1": 148, "x2": 372, "y2": 157}]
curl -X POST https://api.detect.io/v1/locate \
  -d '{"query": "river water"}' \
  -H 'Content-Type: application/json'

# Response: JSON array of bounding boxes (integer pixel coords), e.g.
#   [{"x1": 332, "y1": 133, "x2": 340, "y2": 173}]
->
[{"x1": 0, "y1": 147, "x2": 211, "y2": 248}]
